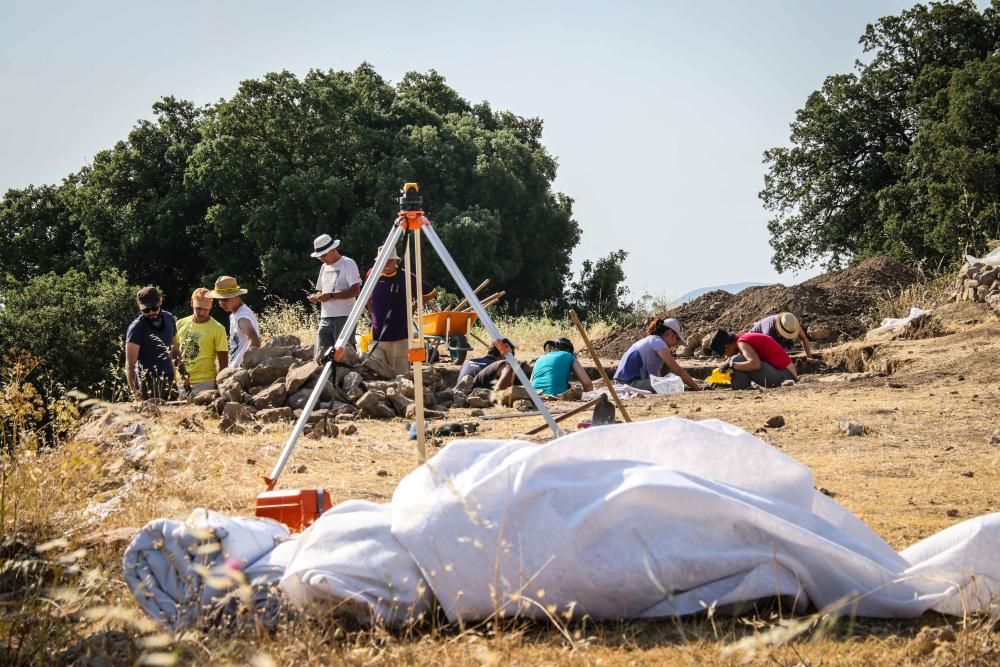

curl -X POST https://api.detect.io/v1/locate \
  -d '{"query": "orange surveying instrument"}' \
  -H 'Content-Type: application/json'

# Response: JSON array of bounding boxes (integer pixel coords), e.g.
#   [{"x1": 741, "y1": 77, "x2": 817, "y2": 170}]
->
[{"x1": 255, "y1": 183, "x2": 561, "y2": 531}]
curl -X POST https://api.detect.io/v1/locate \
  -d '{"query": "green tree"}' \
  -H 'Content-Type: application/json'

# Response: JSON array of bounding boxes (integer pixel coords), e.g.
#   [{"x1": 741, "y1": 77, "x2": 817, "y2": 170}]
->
[
  {"x1": 74, "y1": 97, "x2": 211, "y2": 305},
  {"x1": 761, "y1": 0, "x2": 1000, "y2": 272},
  {"x1": 0, "y1": 270, "x2": 139, "y2": 394},
  {"x1": 0, "y1": 183, "x2": 83, "y2": 280},
  {"x1": 564, "y1": 250, "x2": 630, "y2": 320}
]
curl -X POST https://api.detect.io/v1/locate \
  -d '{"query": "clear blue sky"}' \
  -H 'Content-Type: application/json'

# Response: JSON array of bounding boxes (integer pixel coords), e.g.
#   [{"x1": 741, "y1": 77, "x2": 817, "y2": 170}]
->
[{"x1": 0, "y1": 1, "x2": 972, "y2": 298}]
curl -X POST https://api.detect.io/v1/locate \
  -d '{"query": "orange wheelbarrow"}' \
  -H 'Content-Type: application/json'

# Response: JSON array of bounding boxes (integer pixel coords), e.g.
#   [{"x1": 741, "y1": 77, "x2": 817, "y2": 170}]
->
[{"x1": 420, "y1": 311, "x2": 477, "y2": 365}]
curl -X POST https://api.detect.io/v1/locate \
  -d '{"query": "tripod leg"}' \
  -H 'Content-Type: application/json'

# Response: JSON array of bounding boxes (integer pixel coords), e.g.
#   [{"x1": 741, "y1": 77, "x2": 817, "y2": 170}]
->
[
  {"x1": 403, "y1": 228, "x2": 426, "y2": 463},
  {"x1": 265, "y1": 221, "x2": 405, "y2": 490},
  {"x1": 420, "y1": 221, "x2": 563, "y2": 437}
]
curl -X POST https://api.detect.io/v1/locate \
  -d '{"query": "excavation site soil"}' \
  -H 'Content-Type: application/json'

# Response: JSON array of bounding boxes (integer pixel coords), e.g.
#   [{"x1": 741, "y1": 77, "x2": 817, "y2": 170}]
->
[{"x1": 21, "y1": 265, "x2": 1000, "y2": 665}]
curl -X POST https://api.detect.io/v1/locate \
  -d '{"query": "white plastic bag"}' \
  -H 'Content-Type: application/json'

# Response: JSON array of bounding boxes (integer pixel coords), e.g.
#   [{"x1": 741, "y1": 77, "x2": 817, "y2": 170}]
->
[
  {"x1": 875, "y1": 306, "x2": 929, "y2": 332},
  {"x1": 965, "y1": 246, "x2": 1000, "y2": 266},
  {"x1": 649, "y1": 373, "x2": 685, "y2": 394}
]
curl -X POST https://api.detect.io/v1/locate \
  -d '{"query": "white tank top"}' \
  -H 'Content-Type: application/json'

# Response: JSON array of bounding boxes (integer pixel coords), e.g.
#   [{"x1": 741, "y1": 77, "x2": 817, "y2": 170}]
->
[{"x1": 229, "y1": 304, "x2": 260, "y2": 367}]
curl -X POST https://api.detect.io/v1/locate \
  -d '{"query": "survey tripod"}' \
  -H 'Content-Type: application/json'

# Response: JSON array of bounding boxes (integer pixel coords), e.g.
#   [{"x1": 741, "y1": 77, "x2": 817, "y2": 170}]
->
[{"x1": 263, "y1": 183, "x2": 562, "y2": 492}]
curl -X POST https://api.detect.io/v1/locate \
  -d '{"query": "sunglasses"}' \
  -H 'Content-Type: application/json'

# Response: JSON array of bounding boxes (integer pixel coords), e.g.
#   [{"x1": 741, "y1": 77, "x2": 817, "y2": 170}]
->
[{"x1": 141, "y1": 305, "x2": 161, "y2": 314}]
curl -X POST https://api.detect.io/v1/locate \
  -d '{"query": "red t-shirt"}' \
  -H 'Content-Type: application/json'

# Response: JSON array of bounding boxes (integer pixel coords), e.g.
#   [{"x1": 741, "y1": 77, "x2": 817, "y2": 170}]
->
[{"x1": 736, "y1": 332, "x2": 792, "y2": 369}]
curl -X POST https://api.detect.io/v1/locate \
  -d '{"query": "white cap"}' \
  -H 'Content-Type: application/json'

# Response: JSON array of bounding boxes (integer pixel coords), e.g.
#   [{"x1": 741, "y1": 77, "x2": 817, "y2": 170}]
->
[{"x1": 663, "y1": 318, "x2": 686, "y2": 344}]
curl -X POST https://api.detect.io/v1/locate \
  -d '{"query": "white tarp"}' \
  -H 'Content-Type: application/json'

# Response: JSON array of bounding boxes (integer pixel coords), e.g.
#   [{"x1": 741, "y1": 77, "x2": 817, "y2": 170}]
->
[
  {"x1": 871, "y1": 306, "x2": 930, "y2": 333},
  {"x1": 125, "y1": 418, "x2": 1000, "y2": 629}
]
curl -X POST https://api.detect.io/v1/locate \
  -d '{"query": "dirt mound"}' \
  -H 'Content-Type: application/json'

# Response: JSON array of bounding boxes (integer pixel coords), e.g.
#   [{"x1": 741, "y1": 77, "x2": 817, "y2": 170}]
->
[{"x1": 595, "y1": 257, "x2": 921, "y2": 358}]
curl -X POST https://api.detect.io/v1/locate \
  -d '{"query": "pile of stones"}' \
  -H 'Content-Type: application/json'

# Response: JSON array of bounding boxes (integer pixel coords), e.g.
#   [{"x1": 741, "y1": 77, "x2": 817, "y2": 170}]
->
[
  {"x1": 954, "y1": 254, "x2": 1000, "y2": 316},
  {"x1": 192, "y1": 335, "x2": 523, "y2": 434}
]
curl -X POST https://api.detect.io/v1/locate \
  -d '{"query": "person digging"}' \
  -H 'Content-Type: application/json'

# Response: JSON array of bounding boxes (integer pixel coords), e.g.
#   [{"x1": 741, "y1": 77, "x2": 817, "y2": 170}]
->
[{"x1": 707, "y1": 329, "x2": 797, "y2": 389}]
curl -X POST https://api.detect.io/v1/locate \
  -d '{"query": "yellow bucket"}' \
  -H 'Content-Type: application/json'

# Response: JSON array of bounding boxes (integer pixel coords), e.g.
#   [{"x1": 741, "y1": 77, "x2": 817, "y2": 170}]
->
[
  {"x1": 706, "y1": 368, "x2": 732, "y2": 385},
  {"x1": 359, "y1": 332, "x2": 373, "y2": 353}
]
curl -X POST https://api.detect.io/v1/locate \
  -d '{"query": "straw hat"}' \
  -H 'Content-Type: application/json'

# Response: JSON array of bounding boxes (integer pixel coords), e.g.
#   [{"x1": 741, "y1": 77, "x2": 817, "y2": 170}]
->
[
  {"x1": 206, "y1": 276, "x2": 248, "y2": 299},
  {"x1": 774, "y1": 312, "x2": 801, "y2": 340}
]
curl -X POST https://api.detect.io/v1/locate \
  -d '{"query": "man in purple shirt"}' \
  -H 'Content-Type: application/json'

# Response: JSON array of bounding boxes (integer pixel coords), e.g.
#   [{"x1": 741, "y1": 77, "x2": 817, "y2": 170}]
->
[{"x1": 366, "y1": 244, "x2": 435, "y2": 376}]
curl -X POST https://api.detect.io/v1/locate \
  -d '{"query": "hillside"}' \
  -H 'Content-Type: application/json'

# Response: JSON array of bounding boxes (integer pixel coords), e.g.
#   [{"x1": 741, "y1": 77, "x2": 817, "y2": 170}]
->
[{"x1": 4, "y1": 290, "x2": 1000, "y2": 665}]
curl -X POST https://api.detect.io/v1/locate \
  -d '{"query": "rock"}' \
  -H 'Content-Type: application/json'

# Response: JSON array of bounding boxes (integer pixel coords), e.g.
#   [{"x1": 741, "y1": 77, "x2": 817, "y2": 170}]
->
[
  {"x1": 961, "y1": 470, "x2": 974, "y2": 478},
  {"x1": 256, "y1": 406, "x2": 294, "y2": 423},
  {"x1": 267, "y1": 334, "x2": 301, "y2": 348},
  {"x1": 470, "y1": 388, "x2": 492, "y2": 401},
  {"x1": 454, "y1": 375, "x2": 474, "y2": 394},
  {"x1": 249, "y1": 362, "x2": 293, "y2": 388},
  {"x1": 193, "y1": 389, "x2": 219, "y2": 406},
  {"x1": 780, "y1": 379, "x2": 796, "y2": 387},
  {"x1": 240, "y1": 392, "x2": 256, "y2": 406},
  {"x1": 492, "y1": 386, "x2": 531, "y2": 407},
  {"x1": 911, "y1": 626, "x2": 957, "y2": 656},
  {"x1": 674, "y1": 345, "x2": 694, "y2": 358},
  {"x1": 219, "y1": 380, "x2": 242, "y2": 403},
  {"x1": 356, "y1": 390, "x2": 395, "y2": 418},
  {"x1": 466, "y1": 396, "x2": 492, "y2": 409},
  {"x1": 376, "y1": 468, "x2": 389, "y2": 477},
  {"x1": 211, "y1": 396, "x2": 227, "y2": 415},
  {"x1": 242, "y1": 346, "x2": 293, "y2": 369},
  {"x1": 839, "y1": 420, "x2": 865, "y2": 437},
  {"x1": 216, "y1": 366, "x2": 240, "y2": 386},
  {"x1": 765, "y1": 415, "x2": 785, "y2": 428},
  {"x1": 470, "y1": 409, "x2": 485, "y2": 417},
  {"x1": 360, "y1": 354, "x2": 398, "y2": 380},
  {"x1": 286, "y1": 361, "x2": 322, "y2": 394},
  {"x1": 285, "y1": 388, "x2": 315, "y2": 411},
  {"x1": 341, "y1": 370, "x2": 365, "y2": 396},
  {"x1": 308, "y1": 419, "x2": 338, "y2": 438},
  {"x1": 253, "y1": 382, "x2": 288, "y2": 410},
  {"x1": 451, "y1": 390, "x2": 468, "y2": 408},
  {"x1": 990, "y1": 432, "x2": 1000, "y2": 444},
  {"x1": 807, "y1": 325, "x2": 833, "y2": 342},
  {"x1": 514, "y1": 399, "x2": 534, "y2": 411},
  {"x1": 398, "y1": 377, "x2": 436, "y2": 405},
  {"x1": 223, "y1": 401, "x2": 251, "y2": 423},
  {"x1": 685, "y1": 332, "x2": 704, "y2": 351},
  {"x1": 386, "y1": 386, "x2": 414, "y2": 416},
  {"x1": 946, "y1": 508, "x2": 960, "y2": 518},
  {"x1": 342, "y1": 423, "x2": 358, "y2": 435},
  {"x1": 435, "y1": 389, "x2": 454, "y2": 404},
  {"x1": 293, "y1": 464, "x2": 307, "y2": 474}
]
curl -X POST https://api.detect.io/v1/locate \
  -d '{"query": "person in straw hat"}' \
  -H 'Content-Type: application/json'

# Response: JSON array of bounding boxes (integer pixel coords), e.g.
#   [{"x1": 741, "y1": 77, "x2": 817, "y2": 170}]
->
[
  {"x1": 748, "y1": 311, "x2": 814, "y2": 359},
  {"x1": 207, "y1": 276, "x2": 260, "y2": 368},
  {"x1": 176, "y1": 287, "x2": 229, "y2": 397},
  {"x1": 307, "y1": 234, "x2": 361, "y2": 358},
  {"x1": 364, "y1": 243, "x2": 436, "y2": 376}
]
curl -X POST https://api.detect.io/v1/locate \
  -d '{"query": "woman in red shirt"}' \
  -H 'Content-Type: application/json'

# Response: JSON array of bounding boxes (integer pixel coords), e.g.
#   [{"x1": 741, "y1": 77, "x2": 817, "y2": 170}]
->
[{"x1": 706, "y1": 330, "x2": 798, "y2": 389}]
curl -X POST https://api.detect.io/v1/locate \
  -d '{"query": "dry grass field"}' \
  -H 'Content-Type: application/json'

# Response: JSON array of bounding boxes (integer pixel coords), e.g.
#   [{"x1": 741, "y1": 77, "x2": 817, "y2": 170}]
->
[{"x1": 2, "y1": 302, "x2": 999, "y2": 665}]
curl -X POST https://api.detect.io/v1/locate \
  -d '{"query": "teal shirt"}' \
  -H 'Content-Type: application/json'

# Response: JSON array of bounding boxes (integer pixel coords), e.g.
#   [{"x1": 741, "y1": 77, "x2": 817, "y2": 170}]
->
[{"x1": 530, "y1": 350, "x2": 576, "y2": 396}]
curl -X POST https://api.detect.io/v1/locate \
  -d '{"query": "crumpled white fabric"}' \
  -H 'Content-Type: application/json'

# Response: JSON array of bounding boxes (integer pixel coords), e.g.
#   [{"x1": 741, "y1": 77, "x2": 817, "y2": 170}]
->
[
  {"x1": 279, "y1": 500, "x2": 432, "y2": 626},
  {"x1": 127, "y1": 418, "x2": 1000, "y2": 628},
  {"x1": 872, "y1": 306, "x2": 930, "y2": 333},
  {"x1": 388, "y1": 418, "x2": 1000, "y2": 622},
  {"x1": 123, "y1": 509, "x2": 290, "y2": 629},
  {"x1": 582, "y1": 384, "x2": 650, "y2": 401}
]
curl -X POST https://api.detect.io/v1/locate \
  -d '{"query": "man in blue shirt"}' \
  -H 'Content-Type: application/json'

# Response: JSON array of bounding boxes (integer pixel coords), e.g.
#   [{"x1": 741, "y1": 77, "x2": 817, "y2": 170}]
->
[{"x1": 125, "y1": 287, "x2": 183, "y2": 401}]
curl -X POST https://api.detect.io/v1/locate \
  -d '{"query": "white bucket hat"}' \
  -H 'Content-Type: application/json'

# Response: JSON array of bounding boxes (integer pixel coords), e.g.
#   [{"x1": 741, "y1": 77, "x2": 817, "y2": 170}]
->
[
  {"x1": 378, "y1": 244, "x2": 400, "y2": 260},
  {"x1": 311, "y1": 234, "x2": 340, "y2": 259}
]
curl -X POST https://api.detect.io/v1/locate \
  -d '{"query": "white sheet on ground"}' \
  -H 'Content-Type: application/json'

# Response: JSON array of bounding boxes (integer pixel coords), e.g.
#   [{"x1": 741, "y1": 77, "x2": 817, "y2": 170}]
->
[
  {"x1": 127, "y1": 418, "x2": 1000, "y2": 628},
  {"x1": 123, "y1": 509, "x2": 291, "y2": 629},
  {"x1": 872, "y1": 306, "x2": 930, "y2": 333},
  {"x1": 582, "y1": 384, "x2": 650, "y2": 401}
]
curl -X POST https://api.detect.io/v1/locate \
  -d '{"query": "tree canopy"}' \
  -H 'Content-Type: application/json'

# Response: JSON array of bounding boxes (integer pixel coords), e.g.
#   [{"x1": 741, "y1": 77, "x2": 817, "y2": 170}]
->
[
  {"x1": 1, "y1": 65, "x2": 581, "y2": 310},
  {"x1": 761, "y1": 0, "x2": 1000, "y2": 273}
]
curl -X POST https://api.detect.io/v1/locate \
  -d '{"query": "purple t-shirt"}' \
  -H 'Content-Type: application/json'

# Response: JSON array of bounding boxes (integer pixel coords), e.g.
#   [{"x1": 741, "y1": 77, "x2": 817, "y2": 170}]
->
[
  {"x1": 366, "y1": 268, "x2": 434, "y2": 342},
  {"x1": 613, "y1": 335, "x2": 667, "y2": 382}
]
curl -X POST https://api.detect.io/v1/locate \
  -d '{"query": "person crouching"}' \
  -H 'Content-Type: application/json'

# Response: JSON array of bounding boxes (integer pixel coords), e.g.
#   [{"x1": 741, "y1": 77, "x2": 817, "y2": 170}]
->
[{"x1": 706, "y1": 329, "x2": 797, "y2": 389}]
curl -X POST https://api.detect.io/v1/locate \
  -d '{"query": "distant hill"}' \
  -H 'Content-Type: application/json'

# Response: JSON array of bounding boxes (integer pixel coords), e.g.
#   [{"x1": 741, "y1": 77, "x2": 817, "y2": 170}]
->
[{"x1": 673, "y1": 282, "x2": 767, "y2": 305}]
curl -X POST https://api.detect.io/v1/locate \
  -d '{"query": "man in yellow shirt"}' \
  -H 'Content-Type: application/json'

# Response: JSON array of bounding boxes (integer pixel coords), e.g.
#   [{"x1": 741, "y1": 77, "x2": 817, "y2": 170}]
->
[{"x1": 176, "y1": 288, "x2": 229, "y2": 397}]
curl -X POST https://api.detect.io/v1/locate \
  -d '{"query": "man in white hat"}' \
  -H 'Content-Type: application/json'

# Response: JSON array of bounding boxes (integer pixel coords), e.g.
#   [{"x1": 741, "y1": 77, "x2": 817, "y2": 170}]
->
[
  {"x1": 307, "y1": 234, "x2": 361, "y2": 357},
  {"x1": 207, "y1": 276, "x2": 260, "y2": 368},
  {"x1": 748, "y1": 312, "x2": 814, "y2": 359},
  {"x1": 365, "y1": 243, "x2": 435, "y2": 376}
]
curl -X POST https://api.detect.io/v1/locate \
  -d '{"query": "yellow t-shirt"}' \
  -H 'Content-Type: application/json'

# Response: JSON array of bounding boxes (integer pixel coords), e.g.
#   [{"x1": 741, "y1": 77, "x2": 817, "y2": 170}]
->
[{"x1": 176, "y1": 316, "x2": 228, "y2": 384}]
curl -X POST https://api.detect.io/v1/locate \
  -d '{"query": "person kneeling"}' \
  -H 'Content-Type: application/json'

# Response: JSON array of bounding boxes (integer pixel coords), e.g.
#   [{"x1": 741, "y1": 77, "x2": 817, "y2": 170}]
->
[
  {"x1": 707, "y1": 329, "x2": 797, "y2": 389},
  {"x1": 530, "y1": 337, "x2": 593, "y2": 397}
]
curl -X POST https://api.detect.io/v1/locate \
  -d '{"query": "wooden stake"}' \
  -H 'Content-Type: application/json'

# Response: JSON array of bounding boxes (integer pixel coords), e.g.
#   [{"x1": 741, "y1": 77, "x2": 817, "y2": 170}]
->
[
  {"x1": 449, "y1": 279, "x2": 490, "y2": 312},
  {"x1": 569, "y1": 309, "x2": 632, "y2": 423},
  {"x1": 524, "y1": 397, "x2": 600, "y2": 436}
]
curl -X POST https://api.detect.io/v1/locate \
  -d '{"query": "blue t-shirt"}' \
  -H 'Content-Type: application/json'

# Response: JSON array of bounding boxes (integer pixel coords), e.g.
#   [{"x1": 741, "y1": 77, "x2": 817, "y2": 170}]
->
[
  {"x1": 530, "y1": 350, "x2": 576, "y2": 396},
  {"x1": 613, "y1": 335, "x2": 667, "y2": 383},
  {"x1": 126, "y1": 311, "x2": 177, "y2": 381}
]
